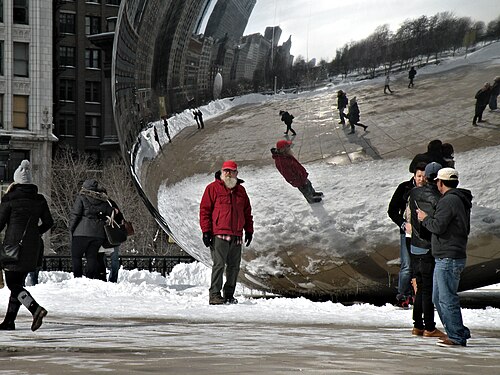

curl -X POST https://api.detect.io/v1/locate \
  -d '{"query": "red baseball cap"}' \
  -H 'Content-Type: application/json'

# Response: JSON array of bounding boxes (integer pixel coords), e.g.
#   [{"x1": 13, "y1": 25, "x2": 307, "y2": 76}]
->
[
  {"x1": 276, "y1": 140, "x2": 292, "y2": 149},
  {"x1": 221, "y1": 160, "x2": 238, "y2": 170}
]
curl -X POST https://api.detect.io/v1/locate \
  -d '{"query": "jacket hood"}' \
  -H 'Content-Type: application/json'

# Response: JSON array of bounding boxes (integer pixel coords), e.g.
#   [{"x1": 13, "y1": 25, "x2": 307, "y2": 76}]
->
[
  {"x1": 82, "y1": 179, "x2": 99, "y2": 190},
  {"x1": 448, "y1": 188, "x2": 473, "y2": 209},
  {"x1": 214, "y1": 170, "x2": 244, "y2": 184}
]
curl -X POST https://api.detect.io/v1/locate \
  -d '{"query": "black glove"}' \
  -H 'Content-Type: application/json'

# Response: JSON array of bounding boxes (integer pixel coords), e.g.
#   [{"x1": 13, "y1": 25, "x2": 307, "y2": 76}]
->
[
  {"x1": 245, "y1": 232, "x2": 253, "y2": 247},
  {"x1": 202, "y1": 232, "x2": 213, "y2": 247}
]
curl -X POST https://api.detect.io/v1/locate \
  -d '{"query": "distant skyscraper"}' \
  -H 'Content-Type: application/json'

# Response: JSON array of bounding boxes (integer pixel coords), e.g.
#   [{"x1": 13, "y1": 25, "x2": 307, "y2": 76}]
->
[
  {"x1": 264, "y1": 26, "x2": 282, "y2": 47},
  {"x1": 204, "y1": 0, "x2": 256, "y2": 42}
]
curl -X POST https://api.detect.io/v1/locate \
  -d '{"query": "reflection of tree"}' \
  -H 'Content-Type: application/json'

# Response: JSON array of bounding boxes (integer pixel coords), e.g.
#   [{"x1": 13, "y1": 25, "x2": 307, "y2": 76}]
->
[{"x1": 327, "y1": 11, "x2": 498, "y2": 79}]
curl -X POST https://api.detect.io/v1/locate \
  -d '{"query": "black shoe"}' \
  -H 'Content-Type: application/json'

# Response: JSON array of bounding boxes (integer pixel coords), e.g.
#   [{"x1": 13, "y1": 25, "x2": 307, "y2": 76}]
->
[
  {"x1": 308, "y1": 196, "x2": 322, "y2": 204},
  {"x1": 313, "y1": 191, "x2": 324, "y2": 197},
  {"x1": 31, "y1": 306, "x2": 47, "y2": 332},
  {"x1": 209, "y1": 295, "x2": 225, "y2": 305},
  {"x1": 478, "y1": 119, "x2": 485, "y2": 123},
  {"x1": 284, "y1": 132, "x2": 288, "y2": 135},
  {"x1": 472, "y1": 122, "x2": 477, "y2": 126},
  {"x1": 224, "y1": 297, "x2": 238, "y2": 305},
  {"x1": 363, "y1": 126, "x2": 368, "y2": 131},
  {"x1": 0, "y1": 321, "x2": 15, "y2": 330}
]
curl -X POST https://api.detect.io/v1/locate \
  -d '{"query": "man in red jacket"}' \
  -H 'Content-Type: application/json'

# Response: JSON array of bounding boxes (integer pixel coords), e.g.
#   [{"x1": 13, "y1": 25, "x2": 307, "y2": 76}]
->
[
  {"x1": 271, "y1": 140, "x2": 323, "y2": 203},
  {"x1": 199, "y1": 160, "x2": 254, "y2": 305}
]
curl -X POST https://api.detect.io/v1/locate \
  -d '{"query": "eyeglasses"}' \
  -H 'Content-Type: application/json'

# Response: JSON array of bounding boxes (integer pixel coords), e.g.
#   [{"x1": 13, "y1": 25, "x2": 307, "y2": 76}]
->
[{"x1": 222, "y1": 169, "x2": 237, "y2": 173}]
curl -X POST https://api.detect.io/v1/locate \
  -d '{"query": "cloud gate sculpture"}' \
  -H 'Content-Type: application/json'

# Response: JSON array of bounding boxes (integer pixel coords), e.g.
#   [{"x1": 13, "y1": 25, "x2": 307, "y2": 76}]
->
[{"x1": 112, "y1": 1, "x2": 500, "y2": 301}]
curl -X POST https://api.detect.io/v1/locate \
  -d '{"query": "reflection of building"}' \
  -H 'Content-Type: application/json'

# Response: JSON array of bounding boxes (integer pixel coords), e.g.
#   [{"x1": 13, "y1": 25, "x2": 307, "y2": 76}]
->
[
  {"x1": 54, "y1": 0, "x2": 121, "y2": 162},
  {"x1": 0, "y1": 1, "x2": 54, "y2": 194},
  {"x1": 233, "y1": 33, "x2": 271, "y2": 81},
  {"x1": 204, "y1": 0, "x2": 256, "y2": 43}
]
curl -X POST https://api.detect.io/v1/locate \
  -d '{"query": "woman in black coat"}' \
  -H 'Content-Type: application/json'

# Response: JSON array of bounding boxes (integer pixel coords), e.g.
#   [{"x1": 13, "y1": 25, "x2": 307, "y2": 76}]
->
[
  {"x1": 0, "y1": 160, "x2": 53, "y2": 331},
  {"x1": 69, "y1": 179, "x2": 113, "y2": 279}
]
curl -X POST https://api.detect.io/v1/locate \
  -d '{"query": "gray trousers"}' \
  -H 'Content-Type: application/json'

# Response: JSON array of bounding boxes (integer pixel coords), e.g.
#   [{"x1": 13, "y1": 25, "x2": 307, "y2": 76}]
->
[{"x1": 209, "y1": 236, "x2": 242, "y2": 298}]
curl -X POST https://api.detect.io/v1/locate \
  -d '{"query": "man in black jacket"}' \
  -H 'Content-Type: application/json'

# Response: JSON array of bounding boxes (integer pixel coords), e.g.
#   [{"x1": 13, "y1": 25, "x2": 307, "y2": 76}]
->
[
  {"x1": 472, "y1": 82, "x2": 491, "y2": 126},
  {"x1": 417, "y1": 168, "x2": 473, "y2": 347},
  {"x1": 387, "y1": 162, "x2": 426, "y2": 307},
  {"x1": 337, "y1": 90, "x2": 348, "y2": 125},
  {"x1": 408, "y1": 162, "x2": 445, "y2": 339},
  {"x1": 279, "y1": 110, "x2": 297, "y2": 135}
]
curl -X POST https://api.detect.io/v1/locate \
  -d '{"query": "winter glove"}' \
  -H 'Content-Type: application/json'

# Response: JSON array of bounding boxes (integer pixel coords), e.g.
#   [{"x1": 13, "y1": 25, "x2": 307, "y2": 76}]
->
[
  {"x1": 202, "y1": 232, "x2": 213, "y2": 247},
  {"x1": 245, "y1": 232, "x2": 253, "y2": 247}
]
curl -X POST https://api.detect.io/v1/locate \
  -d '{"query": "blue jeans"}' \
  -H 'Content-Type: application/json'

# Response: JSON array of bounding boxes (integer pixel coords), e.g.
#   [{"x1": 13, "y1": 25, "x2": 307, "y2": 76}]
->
[
  {"x1": 397, "y1": 234, "x2": 412, "y2": 298},
  {"x1": 433, "y1": 258, "x2": 470, "y2": 345},
  {"x1": 108, "y1": 247, "x2": 120, "y2": 283}
]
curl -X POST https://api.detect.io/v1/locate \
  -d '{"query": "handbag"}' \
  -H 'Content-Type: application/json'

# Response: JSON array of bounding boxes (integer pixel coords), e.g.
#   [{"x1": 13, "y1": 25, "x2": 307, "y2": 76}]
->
[
  {"x1": 123, "y1": 220, "x2": 135, "y2": 236},
  {"x1": 0, "y1": 217, "x2": 31, "y2": 266},
  {"x1": 104, "y1": 211, "x2": 127, "y2": 246}
]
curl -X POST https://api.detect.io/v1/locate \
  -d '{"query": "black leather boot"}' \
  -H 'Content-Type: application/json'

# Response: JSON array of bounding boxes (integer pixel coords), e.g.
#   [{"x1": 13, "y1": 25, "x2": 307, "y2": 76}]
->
[{"x1": 0, "y1": 296, "x2": 21, "y2": 330}]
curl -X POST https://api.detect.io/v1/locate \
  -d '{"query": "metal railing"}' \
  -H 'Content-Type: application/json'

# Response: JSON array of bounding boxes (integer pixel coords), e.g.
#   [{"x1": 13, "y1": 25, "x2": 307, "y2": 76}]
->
[{"x1": 42, "y1": 255, "x2": 196, "y2": 277}]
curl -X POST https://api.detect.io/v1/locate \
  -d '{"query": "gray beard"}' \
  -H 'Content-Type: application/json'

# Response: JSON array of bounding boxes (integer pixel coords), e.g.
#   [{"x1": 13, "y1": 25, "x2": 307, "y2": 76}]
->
[{"x1": 223, "y1": 176, "x2": 237, "y2": 189}]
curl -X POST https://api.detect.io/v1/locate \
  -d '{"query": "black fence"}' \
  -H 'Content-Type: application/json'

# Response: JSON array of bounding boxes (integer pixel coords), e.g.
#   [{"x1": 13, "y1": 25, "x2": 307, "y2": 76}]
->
[{"x1": 42, "y1": 255, "x2": 196, "y2": 277}]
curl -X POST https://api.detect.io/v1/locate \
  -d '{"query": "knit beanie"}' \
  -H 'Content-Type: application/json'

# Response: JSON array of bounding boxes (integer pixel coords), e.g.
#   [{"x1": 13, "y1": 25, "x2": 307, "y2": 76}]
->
[{"x1": 13, "y1": 160, "x2": 33, "y2": 184}]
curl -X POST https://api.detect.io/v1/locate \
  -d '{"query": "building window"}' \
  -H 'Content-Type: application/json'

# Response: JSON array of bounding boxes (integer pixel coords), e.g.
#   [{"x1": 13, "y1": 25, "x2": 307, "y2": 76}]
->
[
  {"x1": 58, "y1": 114, "x2": 75, "y2": 136},
  {"x1": 106, "y1": 17, "x2": 116, "y2": 32},
  {"x1": 13, "y1": 95, "x2": 28, "y2": 129},
  {"x1": 13, "y1": 42, "x2": 29, "y2": 77},
  {"x1": 0, "y1": 0, "x2": 3, "y2": 23},
  {"x1": 0, "y1": 95, "x2": 3, "y2": 128},
  {"x1": 59, "y1": 46, "x2": 76, "y2": 67},
  {"x1": 85, "y1": 115, "x2": 100, "y2": 137},
  {"x1": 59, "y1": 12, "x2": 76, "y2": 34},
  {"x1": 107, "y1": 0, "x2": 120, "y2": 5},
  {"x1": 85, "y1": 16, "x2": 101, "y2": 35},
  {"x1": 85, "y1": 49, "x2": 100, "y2": 69},
  {"x1": 60, "y1": 79, "x2": 75, "y2": 101},
  {"x1": 13, "y1": 0, "x2": 28, "y2": 25},
  {"x1": 85, "y1": 81, "x2": 101, "y2": 102},
  {"x1": 0, "y1": 41, "x2": 3, "y2": 75},
  {"x1": 0, "y1": 150, "x2": 30, "y2": 183}
]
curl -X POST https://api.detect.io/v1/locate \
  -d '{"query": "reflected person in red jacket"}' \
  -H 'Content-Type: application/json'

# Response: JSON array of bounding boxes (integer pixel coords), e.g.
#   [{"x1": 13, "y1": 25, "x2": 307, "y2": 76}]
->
[
  {"x1": 199, "y1": 160, "x2": 254, "y2": 305},
  {"x1": 271, "y1": 140, "x2": 323, "y2": 204}
]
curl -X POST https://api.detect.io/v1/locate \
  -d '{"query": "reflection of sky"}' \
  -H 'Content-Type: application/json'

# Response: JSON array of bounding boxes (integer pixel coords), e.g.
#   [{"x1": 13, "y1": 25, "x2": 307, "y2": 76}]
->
[{"x1": 244, "y1": 0, "x2": 500, "y2": 61}]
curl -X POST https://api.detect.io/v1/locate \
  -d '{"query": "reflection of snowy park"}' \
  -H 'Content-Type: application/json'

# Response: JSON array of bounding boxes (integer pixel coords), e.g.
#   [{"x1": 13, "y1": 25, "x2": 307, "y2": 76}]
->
[{"x1": 133, "y1": 42, "x2": 500, "y2": 290}]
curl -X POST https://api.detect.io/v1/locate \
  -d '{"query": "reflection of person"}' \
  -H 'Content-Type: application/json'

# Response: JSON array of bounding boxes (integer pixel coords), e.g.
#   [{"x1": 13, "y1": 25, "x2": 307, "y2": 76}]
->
[
  {"x1": 69, "y1": 179, "x2": 113, "y2": 280},
  {"x1": 162, "y1": 116, "x2": 172, "y2": 143},
  {"x1": 408, "y1": 162, "x2": 445, "y2": 338},
  {"x1": 200, "y1": 160, "x2": 254, "y2": 305},
  {"x1": 441, "y1": 143, "x2": 455, "y2": 168},
  {"x1": 489, "y1": 76, "x2": 500, "y2": 110},
  {"x1": 271, "y1": 140, "x2": 323, "y2": 204},
  {"x1": 337, "y1": 90, "x2": 348, "y2": 125},
  {"x1": 193, "y1": 110, "x2": 200, "y2": 128},
  {"x1": 279, "y1": 110, "x2": 297, "y2": 136},
  {"x1": 0, "y1": 160, "x2": 53, "y2": 331},
  {"x1": 384, "y1": 74, "x2": 394, "y2": 94},
  {"x1": 347, "y1": 97, "x2": 368, "y2": 134},
  {"x1": 408, "y1": 139, "x2": 446, "y2": 174},
  {"x1": 417, "y1": 168, "x2": 472, "y2": 347},
  {"x1": 408, "y1": 66, "x2": 416, "y2": 88},
  {"x1": 98, "y1": 197, "x2": 124, "y2": 283},
  {"x1": 153, "y1": 126, "x2": 162, "y2": 150},
  {"x1": 472, "y1": 82, "x2": 491, "y2": 126},
  {"x1": 388, "y1": 161, "x2": 426, "y2": 308},
  {"x1": 197, "y1": 110, "x2": 205, "y2": 129}
]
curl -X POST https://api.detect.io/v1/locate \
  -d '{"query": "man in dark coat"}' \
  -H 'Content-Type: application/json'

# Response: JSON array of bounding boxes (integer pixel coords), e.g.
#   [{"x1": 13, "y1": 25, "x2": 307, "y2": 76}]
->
[
  {"x1": 387, "y1": 161, "x2": 427, "y2": 308},
  {"x1": 472, "y1": 82, "x2": 492, "y2": 125},
  {"x1": 337, "y1": 90, "x2": 348, "y2": 125},
  {"x1": 417, "y1": 168, "x2": 473, "y2": 347},
  {"x1": 489, "y1": 76, "x2": 500, "y2": 110},
  {"x1": 69, "y1": 179, "x2": 113, "y2": 280},
  {"x1": 200, "y1": 160, "x2": 253, "y2": 305},
  {"x1": 0, "y1": 160, "x2": 53, "y2": 331},
  {"x1": 408, "y1": 67, "x2": 417, "y2": 88},
  {"x1": 162, "y1": 116, "x2": 172, "y2": 143},
  {"x1": 271, "y1": 140, "x2": 323, "y2": 203},
  {"x1": 408, "y1": 139, "x2": 447, "y2": 174},
  {"x1": 408, "y1": 162, "x2": 446, "y2": 339},
  {"x1": 279, "y1": 110, "x2": 297, "y2": 135},
  {"x1": 347, "y1": 97, "x2": 367, "y2": 134}
]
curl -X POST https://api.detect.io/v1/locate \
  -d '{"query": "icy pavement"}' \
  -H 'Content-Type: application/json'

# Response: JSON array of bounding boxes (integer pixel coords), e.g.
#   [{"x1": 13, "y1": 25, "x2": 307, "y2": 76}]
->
[{"x1": 1, "y1": 315, "x2": 500, "y2": 374}]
